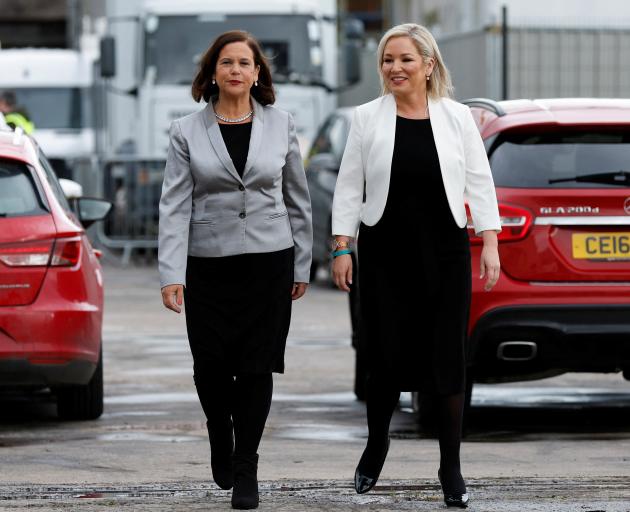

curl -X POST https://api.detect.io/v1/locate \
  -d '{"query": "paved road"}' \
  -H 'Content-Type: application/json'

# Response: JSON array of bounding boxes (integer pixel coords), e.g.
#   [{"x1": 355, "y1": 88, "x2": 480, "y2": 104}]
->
[{"x1": 0, "y1": 263, "x2": 629, "y2": 511}]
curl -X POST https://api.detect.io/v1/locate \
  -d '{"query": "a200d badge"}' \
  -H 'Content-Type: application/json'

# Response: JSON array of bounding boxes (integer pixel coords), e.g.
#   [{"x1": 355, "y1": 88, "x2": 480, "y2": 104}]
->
[{"x1": 539, "y1": 206, "x2": 600, "y2": 214}]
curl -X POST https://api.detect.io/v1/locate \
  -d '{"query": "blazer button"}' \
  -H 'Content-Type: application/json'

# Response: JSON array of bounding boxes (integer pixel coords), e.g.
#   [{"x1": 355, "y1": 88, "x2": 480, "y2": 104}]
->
[
  {"x1": 239, "y1": 212, "x2": 246, "y2": 219},
  {"x1": 239, "y1": 184, "x2": 245, "y2": 191}
]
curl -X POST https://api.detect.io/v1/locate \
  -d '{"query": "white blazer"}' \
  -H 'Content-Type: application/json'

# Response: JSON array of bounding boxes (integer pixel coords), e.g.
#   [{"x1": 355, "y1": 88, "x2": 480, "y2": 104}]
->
[{"x1": 332, "y1": 94, "x2": 501, "y2": 238}]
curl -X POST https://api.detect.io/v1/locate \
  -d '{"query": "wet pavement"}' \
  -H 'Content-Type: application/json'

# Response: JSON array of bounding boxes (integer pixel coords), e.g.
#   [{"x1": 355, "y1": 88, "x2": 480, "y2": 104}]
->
[
  {"x1": 0, "y1": 477, "x2": 629, "y2": 511},
  {"x1": 1, "y1": 263, "x2": 629, "y2": 510}
]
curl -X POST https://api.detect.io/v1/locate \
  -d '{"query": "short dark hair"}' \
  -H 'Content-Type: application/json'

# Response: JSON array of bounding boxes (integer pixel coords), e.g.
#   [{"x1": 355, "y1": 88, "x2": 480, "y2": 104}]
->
[
  {"x1": 191, "y1": 31, "x2": 275, "y2": 105},
  {"x1": 0, "y1": 91, "x2": 17, "y2": 107}
]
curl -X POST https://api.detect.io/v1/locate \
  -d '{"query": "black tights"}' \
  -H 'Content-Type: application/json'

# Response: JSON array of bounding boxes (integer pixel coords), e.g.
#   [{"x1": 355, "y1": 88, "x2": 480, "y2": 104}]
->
[
  {"x1": 194, "y1": 371, "x2": 273, "y2": 456},
  {"x1": 364, "y1": 376, "x2": 466, "y2": 494}
]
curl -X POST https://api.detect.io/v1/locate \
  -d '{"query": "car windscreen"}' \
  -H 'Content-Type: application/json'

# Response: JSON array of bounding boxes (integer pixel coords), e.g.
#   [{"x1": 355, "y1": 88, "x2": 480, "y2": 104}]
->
[
  {"x1": 144, "y1": 14, "x2": 321, "y2": 85},
  {"x1": 11, "y1": 88, "x2": 91, "y2": 130},
  {"x1": 0, "y1": 159, "x2": 48, "y2": 217},
  {"x1": 488, "y1": 130, "x2": 630, "y2": 188}
]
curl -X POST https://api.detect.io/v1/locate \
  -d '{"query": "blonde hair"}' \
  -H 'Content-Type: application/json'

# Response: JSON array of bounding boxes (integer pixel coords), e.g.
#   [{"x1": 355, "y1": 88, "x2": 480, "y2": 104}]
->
[{"x1": 377, "y1": 23, "x2": 453, "y2": 99}]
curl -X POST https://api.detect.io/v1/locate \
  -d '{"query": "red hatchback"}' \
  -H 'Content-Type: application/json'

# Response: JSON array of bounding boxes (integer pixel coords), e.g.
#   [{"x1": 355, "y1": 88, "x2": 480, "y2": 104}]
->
[
  {"x1": 463, "y1": 98, "x2": 630, "y2": 398},
  {"x1": 0, "y1": 127, "x2": 111, "y2": 420}
]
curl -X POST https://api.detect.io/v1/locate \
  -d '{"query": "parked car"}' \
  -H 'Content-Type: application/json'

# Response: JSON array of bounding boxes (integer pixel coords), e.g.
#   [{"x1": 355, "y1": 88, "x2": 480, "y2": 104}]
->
[
  {"x1": 306, "y1": 107, "x2": 354, "y2": 281},
  {"x1": 445, "y1": 97, "x2": 630, "y2": 423},
  {"x1": 307, "y1": 99, "x2": 630, "y2": 419},
  {"x1": 0, "y1": 121, "x2": 112, "y2": 420}
]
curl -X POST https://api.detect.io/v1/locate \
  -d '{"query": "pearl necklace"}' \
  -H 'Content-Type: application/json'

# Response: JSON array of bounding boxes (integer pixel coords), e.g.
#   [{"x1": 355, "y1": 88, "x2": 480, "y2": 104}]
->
[{"x1": 214, "y1": 110, "x2": 254, "y2": 123}]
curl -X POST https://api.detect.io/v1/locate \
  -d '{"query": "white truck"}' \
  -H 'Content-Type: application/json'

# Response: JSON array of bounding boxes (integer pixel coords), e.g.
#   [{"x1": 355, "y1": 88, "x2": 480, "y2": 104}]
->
[
  {"x1": 0, "y1": 49, "x2": 96, "y2": 180},
  {"x1": 92, "y1": 0, "x2": 361, "y2": 258},
  {"x1": 99, "y1": 0, "x2": 361, "y2": 158}
]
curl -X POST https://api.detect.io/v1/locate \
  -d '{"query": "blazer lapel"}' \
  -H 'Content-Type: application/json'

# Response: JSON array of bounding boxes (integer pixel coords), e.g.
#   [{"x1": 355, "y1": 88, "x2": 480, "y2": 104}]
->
[
  {"x1": 242, "y1": 98, "x2": 264, "y2": 178},
  {"x1": 202, "y1": 102, "x2": 243, "y2": 183},
  {"x1": 371, "y1": 94, "x2": 397, "y2": 178},
  {"x1": 427, "y1": 97, "x2": 450, "y2": 183}
]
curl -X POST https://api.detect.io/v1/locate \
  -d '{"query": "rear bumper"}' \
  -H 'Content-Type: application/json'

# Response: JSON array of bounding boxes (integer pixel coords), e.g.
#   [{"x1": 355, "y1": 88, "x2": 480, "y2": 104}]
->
[
  {"x1": 470, "y1": 304, "x2": 630, "y2": 382},
  {"x1": 0, "y1": 358, "x2": 96, "y2": 387}
]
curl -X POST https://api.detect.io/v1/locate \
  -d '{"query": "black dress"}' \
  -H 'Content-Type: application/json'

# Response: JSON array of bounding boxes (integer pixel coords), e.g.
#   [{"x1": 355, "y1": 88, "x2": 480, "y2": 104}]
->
[
  {"x1": 358, "y1": 116, "x2": 471, "y2": 394},
  {"x1": 184, "y1": 122, "x2": 294, "y2": 376}
]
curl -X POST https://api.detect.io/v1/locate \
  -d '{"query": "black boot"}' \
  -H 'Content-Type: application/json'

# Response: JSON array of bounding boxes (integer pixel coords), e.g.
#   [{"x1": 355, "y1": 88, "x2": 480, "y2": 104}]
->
[
  {"x1": 231, "y1": 454, "x2": 259, "y2": 509},
  {"x1": 207, "y1": 420, "x2": 234, "y2": 490}
]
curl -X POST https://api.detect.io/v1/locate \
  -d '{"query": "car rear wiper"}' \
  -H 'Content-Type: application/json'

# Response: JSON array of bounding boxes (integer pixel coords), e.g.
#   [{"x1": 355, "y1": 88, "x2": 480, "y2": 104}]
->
[{"x1": 549, "y1": 170, "x2": 630, "y2": 186}]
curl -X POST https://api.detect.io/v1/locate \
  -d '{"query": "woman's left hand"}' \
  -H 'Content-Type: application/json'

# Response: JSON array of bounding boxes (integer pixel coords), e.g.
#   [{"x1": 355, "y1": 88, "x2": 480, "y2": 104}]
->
[
  {"x1": 480, "y1": 244, "x2": 501, "y2": 291},
  {"x1": 292, "y1": 282, "x2": 308, "y2": 300}
]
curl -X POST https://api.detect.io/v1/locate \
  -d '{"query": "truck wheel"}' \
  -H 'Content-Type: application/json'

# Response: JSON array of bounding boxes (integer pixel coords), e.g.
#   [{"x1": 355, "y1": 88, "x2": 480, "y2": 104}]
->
[{"x1": 56, "y1": 348, "x2": 104, "y2": 421}]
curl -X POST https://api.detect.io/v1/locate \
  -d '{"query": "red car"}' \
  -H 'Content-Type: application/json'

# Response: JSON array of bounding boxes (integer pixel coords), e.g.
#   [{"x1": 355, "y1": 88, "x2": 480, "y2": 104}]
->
[
  {"x1": 0, "y1": 126, "x2": 111, "y2": 420},
  {"x1": 454, "y1": 98, "x2": 630, "y2": 408}
]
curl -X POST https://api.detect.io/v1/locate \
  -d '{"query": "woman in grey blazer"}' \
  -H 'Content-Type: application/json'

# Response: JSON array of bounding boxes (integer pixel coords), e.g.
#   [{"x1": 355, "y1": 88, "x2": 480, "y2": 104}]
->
[
  {"x1": 332, "y1": 24, "x2": 501, "y2": 508},
  {"x1": 158, "y1": 31, "x2": 312, "y2": 510}
]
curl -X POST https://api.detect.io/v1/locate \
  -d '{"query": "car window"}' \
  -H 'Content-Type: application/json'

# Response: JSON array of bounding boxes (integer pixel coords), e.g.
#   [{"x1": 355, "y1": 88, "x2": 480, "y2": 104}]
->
[
  {"x1": 0, "y1": 159, "x2": 48, "y2": 217},
  {"x1": 309, "y1": 114, "x2": 349, "y2": 162},
  {"x1": 488, "y1": 130, "x2": 630, "y2": 188},
  {"x1": 38, "y1": 152, "x2": 72, "y2": 211}
]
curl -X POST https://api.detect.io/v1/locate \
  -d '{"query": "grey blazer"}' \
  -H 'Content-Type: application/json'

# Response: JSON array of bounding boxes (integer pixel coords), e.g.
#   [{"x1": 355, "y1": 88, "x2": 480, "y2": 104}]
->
[{"x1": 158, "y1": 98, "x2": 312, "y2": 288}]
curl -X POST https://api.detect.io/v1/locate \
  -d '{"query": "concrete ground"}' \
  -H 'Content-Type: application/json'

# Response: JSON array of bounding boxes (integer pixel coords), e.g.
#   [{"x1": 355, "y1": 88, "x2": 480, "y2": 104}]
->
[{"x1": 0, "y1": 262, "x2": 629, "y2": 511}]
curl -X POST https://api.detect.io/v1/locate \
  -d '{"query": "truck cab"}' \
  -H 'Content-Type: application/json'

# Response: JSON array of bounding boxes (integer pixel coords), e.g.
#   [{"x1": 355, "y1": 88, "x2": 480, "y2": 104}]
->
[
  {"x1": 101, "y1": 0, "x2": 355, "y2": 158},
  {"x1": 0, "y1": 49, "x2": 95, "y2": 180}
]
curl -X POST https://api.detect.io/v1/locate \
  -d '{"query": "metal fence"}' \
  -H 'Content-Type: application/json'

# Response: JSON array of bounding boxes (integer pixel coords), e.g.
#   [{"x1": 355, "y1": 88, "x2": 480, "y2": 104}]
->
[
  {"x1": 93, "y1": 157, "x2": 165, "y2": 265},
  {"x1": 438, "y1": 25, "x2": 630, "y2": 100}
]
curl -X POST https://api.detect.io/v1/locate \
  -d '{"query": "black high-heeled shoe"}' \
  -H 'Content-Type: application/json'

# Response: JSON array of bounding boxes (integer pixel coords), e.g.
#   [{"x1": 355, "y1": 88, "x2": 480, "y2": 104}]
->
[
  {"x1": 354, "y1": 436, "x2": 390, "y2": 494},
  {"x1": 438, "y1": 469, "x2": 469, "y2": 508},
  {"x1": 207, "y1": 420, "x2": 234, "y2": 490}
]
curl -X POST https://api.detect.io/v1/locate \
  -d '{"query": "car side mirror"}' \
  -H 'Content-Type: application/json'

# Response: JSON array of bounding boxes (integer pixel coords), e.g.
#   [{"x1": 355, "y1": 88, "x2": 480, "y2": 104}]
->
[
  {"x1": 308, "y1": 153, "x2": 339, "y2": 173},
  {"x1": 59, "y1": 178, "x2": 83, "y2": 199},
  {"x1": 100, "y1": 36, "x2": 116, "y2": 78},
  {"x1": 76, "y1": 198, "x2": 113, "y2": 229},
  {"x1": 343, "y1": 18, "x2": 364, "y2": 86}
]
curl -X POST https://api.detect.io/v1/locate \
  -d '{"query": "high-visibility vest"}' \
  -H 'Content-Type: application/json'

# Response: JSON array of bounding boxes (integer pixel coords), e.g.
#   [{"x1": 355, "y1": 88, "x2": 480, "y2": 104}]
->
[{"x1": 5, "y1": 112, "x2": 35, "y2": 135}]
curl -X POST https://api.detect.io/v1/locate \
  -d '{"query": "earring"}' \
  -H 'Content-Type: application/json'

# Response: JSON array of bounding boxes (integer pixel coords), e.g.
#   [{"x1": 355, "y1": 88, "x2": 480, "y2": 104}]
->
[
  {"x1": 212, "y1": 79, "x2": 216, "y2": 85},
  {"x1": 255, "y1": 80, "x2": 258, "y2": 87},
  {"x1": 426, "y1": 75, "x2": 430, "y2": 81}
]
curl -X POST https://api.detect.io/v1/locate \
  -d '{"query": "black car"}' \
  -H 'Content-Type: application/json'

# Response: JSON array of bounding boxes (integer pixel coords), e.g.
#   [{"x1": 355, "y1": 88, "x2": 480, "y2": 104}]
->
[
  {"x1": 305, "y1": 107, "x2": 354, "y2": 280},
  {"x1": 305, "y1": 108, "x2": 366, "y2": 398}
]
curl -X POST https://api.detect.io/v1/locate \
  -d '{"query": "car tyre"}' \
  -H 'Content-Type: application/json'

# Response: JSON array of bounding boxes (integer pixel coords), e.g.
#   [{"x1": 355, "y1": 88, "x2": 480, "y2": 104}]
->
[{"x1": 56, "y1": 347, "x2": 104, "y2": 421}]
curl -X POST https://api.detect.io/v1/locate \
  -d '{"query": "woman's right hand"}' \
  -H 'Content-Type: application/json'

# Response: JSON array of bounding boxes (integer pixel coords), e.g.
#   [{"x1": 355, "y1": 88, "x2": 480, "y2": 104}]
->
[
  {"x1": 161, "y1": 284, "x2": 184, "y2": 313},
  {"x1": 332, "y1": 254, "x2": 353, "y2": 292}
]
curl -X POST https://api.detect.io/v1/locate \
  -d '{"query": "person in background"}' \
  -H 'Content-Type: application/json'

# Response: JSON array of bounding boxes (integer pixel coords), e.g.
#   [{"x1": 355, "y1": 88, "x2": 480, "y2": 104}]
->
[
  {"x1": 331, "y1": 23, "x2": 501, "y2": 509},
  {"x1": 158, "y1": 30, "x2": 312, "y2": 510},
  {"x1": 0, "y1": 91, "x2": 35, "y2": 134}
]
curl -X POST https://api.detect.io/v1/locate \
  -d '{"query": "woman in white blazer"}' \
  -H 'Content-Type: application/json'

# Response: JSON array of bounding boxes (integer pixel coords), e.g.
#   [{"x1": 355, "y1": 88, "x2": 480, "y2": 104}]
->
[
  {"x1": 158, "y1": 31, "x2": 312, "y2": 510},
  {"x1": 331, "y1": 24, "x2": 501, "y2": 508}
]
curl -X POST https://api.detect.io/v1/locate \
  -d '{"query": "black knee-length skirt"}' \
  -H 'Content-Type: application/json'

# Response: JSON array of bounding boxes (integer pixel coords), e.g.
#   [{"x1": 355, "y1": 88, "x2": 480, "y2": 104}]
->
[
  {"x1": 358, "y1": 224, "x2": 471, "y2": 394},
  {"x1": 184, "y1": 247, "x2": 294, "y2": 376}
]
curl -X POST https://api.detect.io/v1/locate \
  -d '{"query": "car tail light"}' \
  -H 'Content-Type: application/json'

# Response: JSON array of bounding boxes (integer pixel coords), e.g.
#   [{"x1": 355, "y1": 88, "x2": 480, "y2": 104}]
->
[
  {"x1": 0, "y1": 240, "x2": 53, "y2": 266},
  {"x1": 50, "y1": 237, "x2": 82, "y2": 267},
  {"x1": 467, "y1": 203, "x2": 533, "y2": 244},
  {"x1": 0, "y1": 237, "x2": 81, "y2": 267}
]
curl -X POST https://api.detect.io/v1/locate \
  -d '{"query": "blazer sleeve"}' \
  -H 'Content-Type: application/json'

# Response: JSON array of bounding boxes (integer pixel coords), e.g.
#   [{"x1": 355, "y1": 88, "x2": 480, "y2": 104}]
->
[
  {"x1": 158, "y1": 120, "x2": 194, "y2": 288},
  {"x1": 462, "y1": 107, "x2": 502, "y2": 235},
  {"x1": 282, "y1": 113, "x2": 313, "y2": 283},
  {"x1": 331, "y1": 107, "x2": 365, "y2": 238}
]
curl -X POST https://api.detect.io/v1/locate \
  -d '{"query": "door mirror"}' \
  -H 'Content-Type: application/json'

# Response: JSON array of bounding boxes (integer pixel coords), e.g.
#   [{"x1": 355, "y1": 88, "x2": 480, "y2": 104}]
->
[
  {"x1": 100, "y1": 36, "x2": 116, "y2": 78},
  {"x1": 343, "y1": 18, "x2": 364, "y2": 86},
  {"x1": 76, "y1": 198, "x2": 113, "y2": 228},
  {"x1": 308, "y1": 153, "x2": 339, "y2": 173}
]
